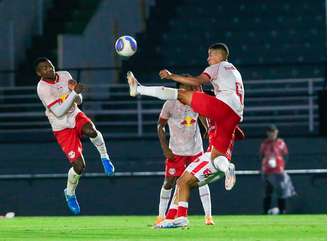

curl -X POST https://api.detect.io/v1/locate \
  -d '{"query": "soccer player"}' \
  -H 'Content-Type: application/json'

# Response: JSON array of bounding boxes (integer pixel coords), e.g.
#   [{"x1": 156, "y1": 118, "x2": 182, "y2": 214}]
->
[
  {"x1": 127, "y1": 43, "x2": 244, "y2": 227},
  {"x1": 35, "y1": 58, "x2": 115, "y2": 215},
  {"x1": 156, "y1": 82, "x2": 214, "y2": 225}
]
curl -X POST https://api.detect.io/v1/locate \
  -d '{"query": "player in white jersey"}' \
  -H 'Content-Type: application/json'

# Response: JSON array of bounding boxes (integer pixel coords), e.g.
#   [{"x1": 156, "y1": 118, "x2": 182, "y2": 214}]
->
[
  {"x1": 127, "y1": 43, "x2": 245, "y2": 227},
  {"x1": 156, "y1": 82, "x2": 214, "y2": 225},
  {"x1": 35, "y1": 58, "x2": 114, "y2": 215}
]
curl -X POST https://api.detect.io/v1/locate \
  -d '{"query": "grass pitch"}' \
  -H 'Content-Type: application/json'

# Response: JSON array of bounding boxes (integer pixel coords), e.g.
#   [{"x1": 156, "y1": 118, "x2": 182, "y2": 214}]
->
[{"x1": 0, "y1": 215, "x2": 326, "y2": 241}]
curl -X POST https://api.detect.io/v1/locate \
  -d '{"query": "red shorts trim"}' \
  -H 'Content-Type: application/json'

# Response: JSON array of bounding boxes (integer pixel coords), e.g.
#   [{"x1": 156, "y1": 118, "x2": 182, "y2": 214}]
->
[
  {"x1": 191, "y1": 91, "x2": 240, "y2": 154},
  {"x1": 53, "y1": 112, "x2": 92, "y2": 163},
  {"x1": 165, "y1": 152, "x2": 202, "y2": 177},
  {"x1": 190, "y1": 161, "x2": 208, "y2": 175}
]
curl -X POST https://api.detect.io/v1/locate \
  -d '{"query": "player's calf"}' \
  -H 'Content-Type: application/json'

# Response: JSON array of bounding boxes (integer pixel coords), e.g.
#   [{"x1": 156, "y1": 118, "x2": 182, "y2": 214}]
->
[{"x1": 88, "y1": 128, "x2": 115, "y2": 176}]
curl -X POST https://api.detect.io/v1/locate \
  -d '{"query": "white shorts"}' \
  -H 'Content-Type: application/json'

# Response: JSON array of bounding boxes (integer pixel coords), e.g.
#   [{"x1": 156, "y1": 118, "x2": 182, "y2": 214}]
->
[{"x1": 185, "y1": 152, "x2": 225, "y2": 187}]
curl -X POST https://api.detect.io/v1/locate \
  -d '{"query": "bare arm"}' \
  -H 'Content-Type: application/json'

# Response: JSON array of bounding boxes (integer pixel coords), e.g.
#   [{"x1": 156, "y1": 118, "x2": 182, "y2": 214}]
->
[
  {"x1": 198, "y1": 116, "x2": 208, "y2": 131},
  {"x1": 198, "y1": 116, "x2": 209, "y2": 139},
  {"x1": 157, "y1": 118, "x2": 174, "y2": 160},
  {"x1": 159, "y1": 69, "x2": 210, "y2": 86}
]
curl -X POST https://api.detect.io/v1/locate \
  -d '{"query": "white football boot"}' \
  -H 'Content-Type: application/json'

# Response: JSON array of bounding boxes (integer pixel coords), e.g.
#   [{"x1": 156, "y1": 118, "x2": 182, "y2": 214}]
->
[
  {"x1": 127, "y1": 71, "x2": 139, "y2": 97},
  {"x1": 154, "y1": 219, "x2": 175, "y2": 229},
  {"x1": 173, "y1": 216, "x2": 189, "y2": 228},
  {"x1": 225, "y1": 163, "x2": 236, "y2": 191}
]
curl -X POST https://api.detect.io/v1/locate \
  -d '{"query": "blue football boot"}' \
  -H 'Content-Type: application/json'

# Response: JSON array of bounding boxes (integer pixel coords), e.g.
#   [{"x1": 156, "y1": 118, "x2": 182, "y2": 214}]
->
[
  {"x1": 64, "y1": 189, "x2": 80, "y2": 215},
  {"x1": 101, "y1": 157, "x2": 115, "y2": 176}
]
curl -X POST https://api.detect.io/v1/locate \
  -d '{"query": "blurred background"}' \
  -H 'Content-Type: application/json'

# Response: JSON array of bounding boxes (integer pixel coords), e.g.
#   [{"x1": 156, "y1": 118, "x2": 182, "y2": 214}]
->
[{"x1": 0, "y1": 0, "x2": 326, "y2": 216}]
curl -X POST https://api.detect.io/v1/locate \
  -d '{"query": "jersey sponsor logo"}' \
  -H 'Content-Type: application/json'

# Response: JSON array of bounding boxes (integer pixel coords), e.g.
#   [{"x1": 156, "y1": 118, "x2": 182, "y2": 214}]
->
[
  {"x1": 68, "y1": 150, "x2": 76, "y2": 159},
  {"x1": 180, "y1": 116, "x2": 196, "y2": 127},
  {"x1": 168, "y1": 168, "x2": 176, "y2": 175},
  {"x1": 59, "y1": 94, "x2": 68, "y2": 103}
]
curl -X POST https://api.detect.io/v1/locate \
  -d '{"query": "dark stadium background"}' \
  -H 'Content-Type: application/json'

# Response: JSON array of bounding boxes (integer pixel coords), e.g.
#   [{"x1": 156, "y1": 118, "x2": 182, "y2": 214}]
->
[{"x1": 0, "y1": 0, "x2": 326, "y2": 216}]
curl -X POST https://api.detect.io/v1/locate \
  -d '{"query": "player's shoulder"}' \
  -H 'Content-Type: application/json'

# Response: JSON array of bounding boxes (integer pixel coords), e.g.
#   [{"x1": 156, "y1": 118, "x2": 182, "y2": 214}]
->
[
  {"x1": 56, "y1": 71, "x2": 73, "y2": 82},
  {"x1": 221, "y1": 61, "x2": 237, "y2": 70},
  {"x1": 37, "y1": 79, "x2": 48, "y2": 90},
  {"x1": 56, "y1": 71, "x2": 71, "y2": 78},
  {"x1": 277, "y1": 138, "x2": 286, "y2": 144},
  {"x1": 163, "y1": 99, "x2": 176, "y2": 107}
]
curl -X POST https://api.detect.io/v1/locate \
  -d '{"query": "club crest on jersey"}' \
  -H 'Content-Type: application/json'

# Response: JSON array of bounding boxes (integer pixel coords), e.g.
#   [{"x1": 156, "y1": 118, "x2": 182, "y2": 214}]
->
[
  {"x1": 168, "y1": 168, "x2": 176, "y2": 175},
  {"x1": 180, "y1": 116, "x2": 196, "y2": 127},
  {"x1": 68, "y1": 151, "x2": 76, "y2": 159}
]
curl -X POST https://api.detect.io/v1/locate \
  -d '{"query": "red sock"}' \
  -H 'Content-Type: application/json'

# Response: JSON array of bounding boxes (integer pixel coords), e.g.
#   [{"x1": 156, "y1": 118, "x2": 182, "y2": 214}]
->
[
  {"x1": 166, "y1": 208, "x2": 177, "y2": 220},
  {"x1": 177, "y1": 201, "x2": 188, "y2": 217}
]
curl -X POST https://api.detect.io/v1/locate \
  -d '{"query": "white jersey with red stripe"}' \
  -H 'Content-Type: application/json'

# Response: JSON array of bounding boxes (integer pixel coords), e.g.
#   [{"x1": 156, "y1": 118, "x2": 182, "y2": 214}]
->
[
  {"x1": 160, "y1": 100, "x2": 203, "y2": 156},
  {"x1": 37, "y1": 71, "x2": 81, "y2": 131},
  {"x1": 203, "y1": 61, "x2": 244, "y2": 120}
]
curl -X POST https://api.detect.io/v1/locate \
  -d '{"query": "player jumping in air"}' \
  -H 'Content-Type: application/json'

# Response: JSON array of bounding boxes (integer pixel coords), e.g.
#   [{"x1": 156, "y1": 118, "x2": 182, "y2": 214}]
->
[
  {"x1": 127, "y1": 43, "x2": 244, "y2": 227},
  {"x1": 36, "y1": 58, "x2": 115, "y2": 215},
  {"x1": 156, "y1": 82, "x2": 214, "y2": 226}
]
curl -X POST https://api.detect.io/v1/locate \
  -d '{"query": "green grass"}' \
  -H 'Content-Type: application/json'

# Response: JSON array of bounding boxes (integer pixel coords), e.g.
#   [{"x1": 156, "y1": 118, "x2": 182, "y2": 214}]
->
[{"x1": 0, "y1": 215, "x2": 326, "y2": 241}]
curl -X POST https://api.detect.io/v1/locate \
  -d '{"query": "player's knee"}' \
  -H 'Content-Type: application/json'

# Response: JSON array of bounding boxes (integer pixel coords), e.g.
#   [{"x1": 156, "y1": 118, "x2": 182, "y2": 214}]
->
[
  {"x1": 87, "y1": 128, "x2": 97, "y2": 138},
  {"x1": 176, "y1": 175, "x2": 188, "y2": 188},
  {"x1": 83, "y1": 123, "x2": 97, "y2": 138},
  {"x1": 73, "y1": 160, "x2": 86, "y2": 174}
]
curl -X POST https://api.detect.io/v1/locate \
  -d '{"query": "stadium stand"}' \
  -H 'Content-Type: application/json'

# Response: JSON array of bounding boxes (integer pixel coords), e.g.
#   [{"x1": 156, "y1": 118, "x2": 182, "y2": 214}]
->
[
  {"x1": 0, "y1": 0, "x2": 325, "y2": 216},
  {"x1": 15, "y1": 0, "x2": 101, "y2": 86}
]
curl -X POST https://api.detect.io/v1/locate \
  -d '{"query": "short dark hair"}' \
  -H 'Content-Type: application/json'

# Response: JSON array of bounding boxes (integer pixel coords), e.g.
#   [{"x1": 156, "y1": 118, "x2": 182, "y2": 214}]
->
[
  {"x1": 203, "y1": 89, "x2": 215, "y2": 96},
  {"x1": 267, "y1": 124, "x2": 278, "y2": 131},
  {"x1": 209, "y1": 43, "x2": 229, "y2": 59},
  {"x1": 34, "y1": 57, "x2": 50, "y2": 71}
]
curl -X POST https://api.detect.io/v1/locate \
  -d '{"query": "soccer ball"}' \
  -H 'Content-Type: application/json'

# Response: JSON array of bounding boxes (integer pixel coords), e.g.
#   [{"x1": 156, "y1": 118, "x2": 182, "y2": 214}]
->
[{"x1": 115, "y1": 35, "x2": 137, "y2": 57}]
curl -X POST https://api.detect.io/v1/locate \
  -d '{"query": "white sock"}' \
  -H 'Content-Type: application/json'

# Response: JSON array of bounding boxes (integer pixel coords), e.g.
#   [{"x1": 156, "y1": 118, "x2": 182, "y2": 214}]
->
[
  {"x1": 168, "y1": 187, "x2": 178, "y2": 209},
  {"x1": 213, "y1": 155, "x2": 230, "y2": 173},
  {"x1": 137, "y1": 85, "x2": 178, "y2": 100},
  {"x1": 159, "y1": 187, "x2": 172, "y2": 217},
  {"x1": 89, "y1": 130, "x2": 109, "y2": 159},
  {"x1": 199, "y1": 185, "x2": 212, "y2": 216},
  {"x1": 178, "y1": 201, "x2": 188, "y2": 208},
  {"x1": 66, "y1": 167, "x2": 80, "y2": 195}
]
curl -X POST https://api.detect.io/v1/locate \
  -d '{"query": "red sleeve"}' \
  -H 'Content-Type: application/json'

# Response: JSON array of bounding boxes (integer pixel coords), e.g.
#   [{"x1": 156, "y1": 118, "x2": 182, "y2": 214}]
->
[{"x1": 282, "y1": 140, "x2": 288, "y2": 155}]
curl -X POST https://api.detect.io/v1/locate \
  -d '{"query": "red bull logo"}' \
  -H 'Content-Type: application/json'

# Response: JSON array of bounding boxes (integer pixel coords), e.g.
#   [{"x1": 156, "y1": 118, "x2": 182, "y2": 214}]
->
[
  {"x1": 181, "y1": 116, "x2": 196, "y2": 127},
  {"x1": 59, "y1": 93, "x2": 68, "y2": 103}
]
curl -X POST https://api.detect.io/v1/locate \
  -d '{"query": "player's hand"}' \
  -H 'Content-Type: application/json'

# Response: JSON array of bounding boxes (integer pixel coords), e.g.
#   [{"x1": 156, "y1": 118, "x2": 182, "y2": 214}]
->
[
  {"x1": 68, "y1": 79, "x2": 77, "y2": 90},
  {"x1": 73, "y1": 83, "x2": 86, "y2": 94},
  {"x1": 164, "y1": 149, "x2": 175, "y2": 160},
  {"x1": 159, "y1": 69, "x2": 173, "y2": 79}
]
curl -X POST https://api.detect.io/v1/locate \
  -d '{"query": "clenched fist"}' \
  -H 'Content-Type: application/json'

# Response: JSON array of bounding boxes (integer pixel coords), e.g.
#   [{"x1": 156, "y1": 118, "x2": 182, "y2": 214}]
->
[
  {"x1": 159, "y1": 69, "x2": 173, "y2": 79},
  {"x1": 68, "y1": 79, "x2": 77, "y2": 90}
]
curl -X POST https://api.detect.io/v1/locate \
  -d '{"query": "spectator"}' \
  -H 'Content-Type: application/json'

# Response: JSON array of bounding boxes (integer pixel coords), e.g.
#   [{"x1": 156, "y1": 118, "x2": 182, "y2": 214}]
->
[{"x1": 260, "y1": 124, "x2": 296, "y2": 214}]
